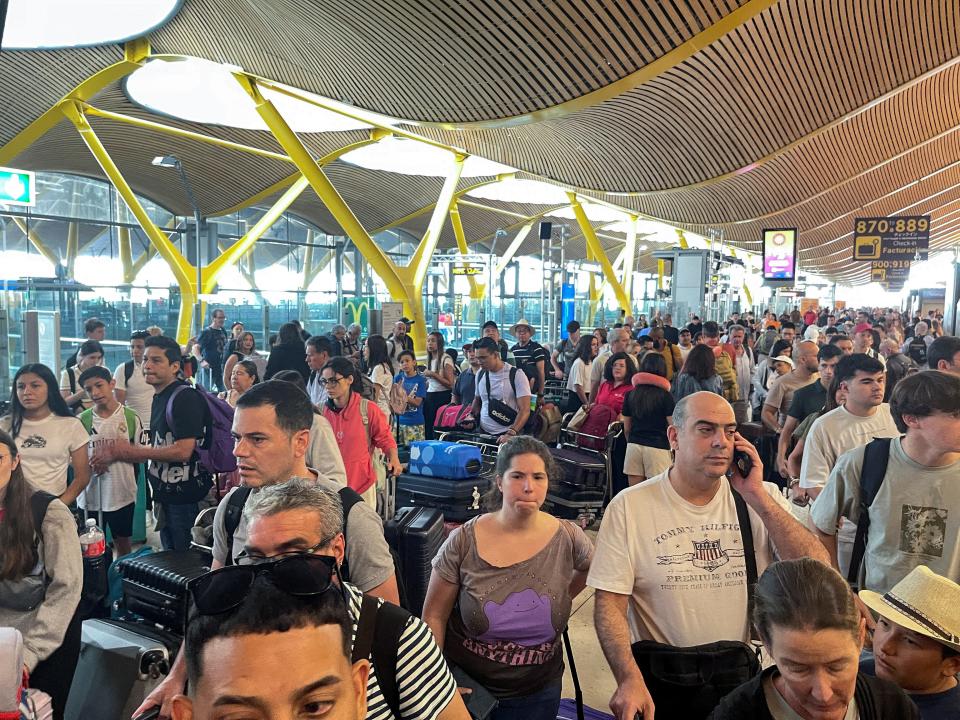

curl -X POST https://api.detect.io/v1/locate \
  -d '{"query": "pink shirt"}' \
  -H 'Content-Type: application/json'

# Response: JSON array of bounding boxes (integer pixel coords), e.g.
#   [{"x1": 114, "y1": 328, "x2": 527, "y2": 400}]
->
[
  {"x1": 595, "y1": 381, "x2": 632, "y2": 415},
  {"x1": 322, "y1": 392, "x2": 396, "y2": 494}
]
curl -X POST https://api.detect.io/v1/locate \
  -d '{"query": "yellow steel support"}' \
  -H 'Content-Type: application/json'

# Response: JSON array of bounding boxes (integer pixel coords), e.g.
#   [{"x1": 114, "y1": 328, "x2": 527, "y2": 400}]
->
[
  {"x1": 409, "y1": 155, "x2": 465, "y2": 290},
  {"x1": 66, "y1": 222, "x2": 79, "y2": 277},
  {"x1": 61, "y1": 101, "x2": 196, "y2": 343},
  {"x1": 302, "y1": 229, "x2": 316, "y2": 289},
  {"x1": 586, "y1": 245, "x2": 601, "y2": 324},
  {"x1": 567, "y1": 193, "x2": 630, "y2": 314},
  {"x1": 495, "y1": 222, "x2": 535, "y2": 276},
  {"x1": 449, "y1": 202, "x2": 484, "y2": 300},
  {"x1": 657, "y1": 259, "x2": 665, "y2": 290},
  {"x1": 11, "y1": 217, "x2": 58, "y2": 266},
  {"x1": 202, "y1": 175, "x2": 309, "y2": 293},
  {"x1": 742, "y1": 284, "x2": 754, "y2": 306},
  {"x1": 622, "y1": 216, "x2": 638, "y2": 305},
  {"x1": 676, "y1": 229, "x2": 690, "y2": 249},
  {"x1": 304, "y1": 249, "x2": 336, "y2": 290},
  {"x1": 0, "y1": 38, "x2": 151, "y2": 166},
  {"x1": 119, "y1": 225, "x2": 162, "y2": 283}
]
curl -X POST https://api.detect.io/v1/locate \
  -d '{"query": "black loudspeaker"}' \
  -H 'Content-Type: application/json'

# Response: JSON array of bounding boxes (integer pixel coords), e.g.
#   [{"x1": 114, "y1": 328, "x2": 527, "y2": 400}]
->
[{"x1": 539, "y1": 221, "x2": 553, "y2": 240}]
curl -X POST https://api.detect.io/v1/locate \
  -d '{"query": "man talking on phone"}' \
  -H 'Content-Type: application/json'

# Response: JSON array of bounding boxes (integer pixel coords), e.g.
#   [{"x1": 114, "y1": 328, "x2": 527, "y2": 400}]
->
[{"x1": 588, "y1": 392, "x2": 829, "y2": 719}]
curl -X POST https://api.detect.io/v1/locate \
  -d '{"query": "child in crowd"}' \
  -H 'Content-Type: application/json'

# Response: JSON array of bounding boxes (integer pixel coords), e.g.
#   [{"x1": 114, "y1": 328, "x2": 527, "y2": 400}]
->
[
  {"x1": 78, "y1": 366, "x2": 146, "y2": 557},
  {"x1": 394, "y1": 350, "x2": 427, "y2": 446}
]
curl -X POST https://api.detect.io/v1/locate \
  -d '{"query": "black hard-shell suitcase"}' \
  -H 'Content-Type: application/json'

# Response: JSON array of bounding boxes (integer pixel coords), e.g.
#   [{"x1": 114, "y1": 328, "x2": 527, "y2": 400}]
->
[
  {"x1": 395, "y1": 472, "x2": 492, "y2": 522},
  {"x1": 65, "y1": 619, "x2": 179, "y2": 720},
  {"x1": 384, "y1": 506, "x2": 445, "y2": 617},
  {"x1": 550, "y1": 447, "x2": 605, "y2": 489},
  {"x1": 117, "y1": 549, "x2": 211, "y2": 633}
]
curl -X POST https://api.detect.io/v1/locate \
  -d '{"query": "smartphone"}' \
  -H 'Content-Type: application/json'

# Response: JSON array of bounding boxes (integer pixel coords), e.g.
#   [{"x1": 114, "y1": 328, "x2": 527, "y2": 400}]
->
[{"x1": 731, "y1": 449, "x2": 753, "y2": 478}]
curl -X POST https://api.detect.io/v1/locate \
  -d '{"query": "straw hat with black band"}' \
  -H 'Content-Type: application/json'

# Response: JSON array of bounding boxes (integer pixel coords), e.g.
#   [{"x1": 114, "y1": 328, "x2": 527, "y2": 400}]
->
[
  {"x1": 509, "y1": 319, "x2": 535, "y2": 337},
  {"x1": 860, "y1": 566, "x2": 960, "y2": 652}
]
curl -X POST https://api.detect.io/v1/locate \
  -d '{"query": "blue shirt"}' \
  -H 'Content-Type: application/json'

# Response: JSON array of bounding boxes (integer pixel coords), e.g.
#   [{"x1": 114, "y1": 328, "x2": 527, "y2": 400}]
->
[
  {"x1": 861, "y1": 658, "x2": 960, "y2": 719},
  {"x1": 394, "y1": 372, "x2": 427, "y2": 426}
]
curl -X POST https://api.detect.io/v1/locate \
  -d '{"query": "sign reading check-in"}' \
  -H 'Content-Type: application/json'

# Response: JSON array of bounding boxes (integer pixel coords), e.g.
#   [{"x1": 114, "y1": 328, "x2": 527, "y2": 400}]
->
[
  {"x1": 0, "y1": 167, "x2": 35, "y2": 206},
  {"x1": 852, "y1": 215, "x2": 930, "y2": 261}
]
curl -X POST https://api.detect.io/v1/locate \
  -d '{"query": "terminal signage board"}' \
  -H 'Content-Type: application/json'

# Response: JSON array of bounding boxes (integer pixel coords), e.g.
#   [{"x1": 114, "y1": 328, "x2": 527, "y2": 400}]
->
[
  {"x1": 0, "y1": 167, "x2": 35, "y2": 206},
  {"x1": 852, "y1": 216, "x2": 929, "y2": 261},
  {"x1": 452, "y1": 265, "x2": 483, "y2": 276},
  {"x1": 869, "y1": 259, "x2": 911, "y2": 283}
]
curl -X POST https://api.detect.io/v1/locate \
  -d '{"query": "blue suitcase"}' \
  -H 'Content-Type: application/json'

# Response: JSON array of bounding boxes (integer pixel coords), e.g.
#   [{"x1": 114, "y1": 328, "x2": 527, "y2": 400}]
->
[{"x1": 408, "y1": 440, "x2": 482, "y2": 479}]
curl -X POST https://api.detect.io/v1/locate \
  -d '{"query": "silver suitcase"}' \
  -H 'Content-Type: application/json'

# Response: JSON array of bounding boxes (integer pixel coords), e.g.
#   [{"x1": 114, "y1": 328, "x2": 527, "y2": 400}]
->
[{"x1": 65, "y1": 619, "x2": 178, "y2": 720}]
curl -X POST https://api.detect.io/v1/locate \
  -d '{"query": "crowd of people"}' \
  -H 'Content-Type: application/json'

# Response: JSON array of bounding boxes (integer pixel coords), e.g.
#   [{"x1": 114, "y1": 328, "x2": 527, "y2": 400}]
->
[{"x1": 0, "y1": 301, "x2": 958, "y2": 720}]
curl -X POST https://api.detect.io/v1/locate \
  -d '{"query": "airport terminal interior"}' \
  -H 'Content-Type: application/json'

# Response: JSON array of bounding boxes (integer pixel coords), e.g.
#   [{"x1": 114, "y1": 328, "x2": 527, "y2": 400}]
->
[{"x1": 2, "y1": 2, "x2": 960, "y2": 720}]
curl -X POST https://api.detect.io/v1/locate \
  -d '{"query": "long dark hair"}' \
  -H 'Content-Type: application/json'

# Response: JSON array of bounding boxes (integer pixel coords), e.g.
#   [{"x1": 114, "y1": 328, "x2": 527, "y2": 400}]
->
[
  {"x1": 680, "y1": 344, "x2": 716, "y2": 381},
  {"x1": 575, "y1": 335, "x2": 596, "y2": 364},
  {"x1": 8, "y1": 364, "x2": 73, "y2": 439},
  {"x1": 0, "y1": 430, "x2": 38, "y2": 580},
  {"x1": 628, "y1": 353, "x2": 672, "y2": 419},
  {"x1": 322, "y1": 357, "x2": 363, "y2": 396},
  {"x1": 365, "y1": 334, "x2": 393, "y2": 375},
  {"x1": 427, "y1": 331, "x2": 446, "y2": 372},
  {"x1": 277, "y1": 322, "x2": 302, "y2": 346}
]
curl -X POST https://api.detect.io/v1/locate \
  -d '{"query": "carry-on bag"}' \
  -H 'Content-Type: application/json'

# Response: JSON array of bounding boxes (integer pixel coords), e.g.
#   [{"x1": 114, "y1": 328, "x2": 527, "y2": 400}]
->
[
  {"x1": 64, "y1": 619, "x2": 179, "y2": 720},
  {"x1": 395, "y1": 472, "x2": 492, "y2": 522},
  {"x1": 433, "y1": 404, "x2": 474, "y2": 432},
  {"x1": 117, "y1": 550, "x2": 210, "y2": 632},
  {"x1": 408, "y1": 440, "x2": 482, "y2": 479},
  {"x1": 384, "y1": 506, "x2": 445, "y2": 616}
]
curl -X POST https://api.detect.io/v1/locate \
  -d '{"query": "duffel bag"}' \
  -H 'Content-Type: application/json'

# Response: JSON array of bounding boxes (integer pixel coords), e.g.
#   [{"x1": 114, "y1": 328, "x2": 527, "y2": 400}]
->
[
  {"x1": 434, "y1": 403, "x2": 474, "y2": 432},
  {"x1": 408, "y1": 441, "x2": 482, "y2": 479}
]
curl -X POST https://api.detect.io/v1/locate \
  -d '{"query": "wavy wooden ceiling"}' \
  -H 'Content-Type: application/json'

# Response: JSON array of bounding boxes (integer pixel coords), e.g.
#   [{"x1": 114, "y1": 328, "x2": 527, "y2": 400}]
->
[{"x1": 2, "y1": 0, "x2": 959, "y2": 285}]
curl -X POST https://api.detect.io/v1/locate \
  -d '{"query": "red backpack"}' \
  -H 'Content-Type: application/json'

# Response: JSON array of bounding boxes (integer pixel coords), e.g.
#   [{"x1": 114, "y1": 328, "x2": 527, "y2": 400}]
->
[{"x1": 576, "y1": 404, "x2": 617, "y2": 450}]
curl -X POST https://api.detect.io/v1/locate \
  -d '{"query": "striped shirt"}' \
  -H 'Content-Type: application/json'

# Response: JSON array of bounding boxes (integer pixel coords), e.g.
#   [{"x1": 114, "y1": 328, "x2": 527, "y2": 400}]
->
[{"x1": 345, "y1": 583, "x2": 457, "y2": 720}]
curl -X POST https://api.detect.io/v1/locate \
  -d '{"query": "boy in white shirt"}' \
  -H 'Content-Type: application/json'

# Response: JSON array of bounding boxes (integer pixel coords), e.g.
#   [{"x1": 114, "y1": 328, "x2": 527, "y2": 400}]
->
[{"x1": 79, "y1": 366, "x2": 146, "y2": 556}]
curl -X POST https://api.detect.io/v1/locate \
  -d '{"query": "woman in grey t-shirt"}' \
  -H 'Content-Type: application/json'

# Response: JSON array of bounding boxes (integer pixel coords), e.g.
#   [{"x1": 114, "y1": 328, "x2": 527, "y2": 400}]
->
[{"x1": 423, "y1": 436, "x2": 593, "y2": 720}]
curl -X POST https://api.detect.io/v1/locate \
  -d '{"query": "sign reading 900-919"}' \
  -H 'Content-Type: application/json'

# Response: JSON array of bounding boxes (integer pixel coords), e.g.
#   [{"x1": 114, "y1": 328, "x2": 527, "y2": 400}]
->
[
  {"x1": 0, "y1": 167, "x2": 35, "y2": 207},
  {"x1": 852, "y1": 215, "x2": 930, "y2": 261}
]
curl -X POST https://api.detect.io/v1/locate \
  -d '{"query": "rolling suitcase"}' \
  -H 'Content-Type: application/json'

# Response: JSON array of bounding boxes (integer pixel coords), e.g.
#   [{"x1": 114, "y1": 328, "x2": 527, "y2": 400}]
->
[
  {"x1": 395, "y1": 467, "x2": 492, "y2": 522},
  {"x1": 117, "y1": 550, "x2": 210, "y2": 633},
  {"x1": 64, "y1": 619, "x2": 179, "y2": 720},
  {"x1": 384, "y1": 507, "x2": 445, "y2": 617},
  {"x1": 408, "y1": 441, "x2": 482, "y2": 479}
]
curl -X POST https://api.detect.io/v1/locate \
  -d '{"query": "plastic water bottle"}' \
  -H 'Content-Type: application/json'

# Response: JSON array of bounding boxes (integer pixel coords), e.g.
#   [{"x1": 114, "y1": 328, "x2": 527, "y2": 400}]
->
[{"x1": 80, "y1": 517, "x2": 106, "y2": 559}]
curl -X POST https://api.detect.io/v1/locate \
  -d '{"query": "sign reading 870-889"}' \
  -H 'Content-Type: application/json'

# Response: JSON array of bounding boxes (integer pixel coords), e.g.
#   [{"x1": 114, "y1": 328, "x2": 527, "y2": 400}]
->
[{"x1": 852, "y1": 215, "x2": 930, "y2": 261}]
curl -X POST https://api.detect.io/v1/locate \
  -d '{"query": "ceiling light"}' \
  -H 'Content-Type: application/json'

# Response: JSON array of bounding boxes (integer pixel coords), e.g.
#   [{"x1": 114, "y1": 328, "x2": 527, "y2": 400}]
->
[
  {"x1": 466, "y1": 178, "x2": 571, "y2": 205},
  {"x1": 340, "y1": 136, "x2": 515, "y2": 177},
  {"x1": 126, "y1": 57, "x2": 390, "y2": 133},
  {"x1": 548, "y1": 202, "x2": 627, "y2": 223},
  {"x1": 2, "y1": 0, "x2": 181, "y2": 49}
]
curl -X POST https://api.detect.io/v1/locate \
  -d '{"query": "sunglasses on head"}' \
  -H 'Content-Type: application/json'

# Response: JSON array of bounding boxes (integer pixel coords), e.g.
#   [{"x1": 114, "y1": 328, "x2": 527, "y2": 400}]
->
[{"x1": 188, "y1": 553, "x2": 339, "y2": 616}]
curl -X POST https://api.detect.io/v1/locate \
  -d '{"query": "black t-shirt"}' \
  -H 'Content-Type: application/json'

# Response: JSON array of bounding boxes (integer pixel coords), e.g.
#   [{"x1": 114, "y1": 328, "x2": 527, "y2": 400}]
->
[
  {"x1": 510, "y1": 341, "x2": 548, "y2": 393},
  {"x1": 622, "y1": 386, "x2": 675, "y2": 449},
  {"x1": 149, "y1": 381, "x2": 212, "y2": 504},
  {"x1": 687, "y1": 321, "x2": 703, "y2": 337},
  {"x1": 786, "y1": 380, "x2": 827, "y2": 422},
  {"x1": 198, "y1": 326, "x2": 228, "y2": 366}
]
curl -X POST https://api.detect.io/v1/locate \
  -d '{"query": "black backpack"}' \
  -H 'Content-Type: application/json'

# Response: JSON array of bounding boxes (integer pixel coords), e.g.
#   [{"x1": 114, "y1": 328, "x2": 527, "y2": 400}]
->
[
  {"x1": 846, "y1": 437, "x2": 894, "y2": 589},
  {"x1": 906, "y1": 337, "x2": 928, "y2": 366}
]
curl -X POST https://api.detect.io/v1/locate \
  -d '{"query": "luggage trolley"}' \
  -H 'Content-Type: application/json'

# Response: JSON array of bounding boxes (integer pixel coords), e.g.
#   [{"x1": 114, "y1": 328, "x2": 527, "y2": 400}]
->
[{"x1": 544, "y1": 415, "x2": 623, "y2": 528}]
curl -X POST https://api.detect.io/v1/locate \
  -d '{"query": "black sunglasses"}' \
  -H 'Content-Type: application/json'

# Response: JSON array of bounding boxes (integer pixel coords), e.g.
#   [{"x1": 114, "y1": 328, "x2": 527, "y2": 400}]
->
[{"x1": 188, "y1": 554, "x2": 339, "y2": 616}]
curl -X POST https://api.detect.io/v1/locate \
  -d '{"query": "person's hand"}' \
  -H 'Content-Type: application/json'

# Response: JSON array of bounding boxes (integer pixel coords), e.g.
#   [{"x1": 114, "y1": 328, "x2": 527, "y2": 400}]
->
[
  {"x1": 133, "y1": 672, "x2": 182, "y2": 719},
  {"x1": 855, "y1": 594, "x2": 877, "y2": 644},
  {"x1": 497, "y1": 430, "x2": 516, "y2": 445},
  {"x1": 726, "y1": 432, "x2": 764, "y2": 500},
  {"x1": 553, "y1": 369, "x2": 564, "y2": 380},
  {"x1": 610, "y1": 674, "x2": 655, "y2": 720},
  {"x1": 200, "y1": 360, "x2": 209, "y2": 369},
  {"x1": 91, "y1": 441, "x2": 118, "y2": 467},
  {"x1": 776, "y1": 455, "x2": 790, "y2": 480},
  {"x1": 387, "y1": 457, "x2": 404, "y2": 477}
]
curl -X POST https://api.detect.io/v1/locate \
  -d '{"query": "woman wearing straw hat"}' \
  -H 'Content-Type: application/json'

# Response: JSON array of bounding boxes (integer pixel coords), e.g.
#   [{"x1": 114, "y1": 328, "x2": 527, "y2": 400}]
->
[{"x1": 860, "y1": 566, "x2": 960, "y2": 718}]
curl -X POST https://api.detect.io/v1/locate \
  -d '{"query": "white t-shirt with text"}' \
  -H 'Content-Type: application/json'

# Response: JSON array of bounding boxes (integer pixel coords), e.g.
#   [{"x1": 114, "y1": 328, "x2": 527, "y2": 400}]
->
[
  {"x1": 587, "y1": 470, "x2": 790, "y2": 646},
  {"x1": 80, "y1": 405, "x2": 146, "y2": 512},
  {"x1": 5, "y1": 414, "x2": 90, "y2": 496}
]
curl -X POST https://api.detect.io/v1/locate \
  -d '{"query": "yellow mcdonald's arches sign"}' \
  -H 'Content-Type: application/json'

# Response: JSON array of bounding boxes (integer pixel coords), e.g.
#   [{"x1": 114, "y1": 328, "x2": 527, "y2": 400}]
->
[{"x1": 343, "y1": 297, "x2": 376, "y2": 332}]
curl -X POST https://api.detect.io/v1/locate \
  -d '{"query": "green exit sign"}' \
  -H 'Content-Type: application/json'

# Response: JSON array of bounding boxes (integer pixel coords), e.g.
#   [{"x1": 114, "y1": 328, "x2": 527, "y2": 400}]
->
[{"x1": 0, "y1": 167, "x2": 35, "y2": 207}]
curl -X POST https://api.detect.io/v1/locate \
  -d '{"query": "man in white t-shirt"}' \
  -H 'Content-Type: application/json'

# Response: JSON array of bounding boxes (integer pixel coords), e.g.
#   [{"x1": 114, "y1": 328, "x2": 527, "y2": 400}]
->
[
  {"x1": 114, "y1": 330, "x2": 153, "y2": 430},
  {"x1": 469, "y1": 336, "x2": 531, "y2": 443},
  {"x1": 812, "y1": 370, "x2": 960, "y2": 599},
  {"x1": 799, "y1": 354, "x2": 899, "y2": 501},
  {"x1": 588, "y1": 392, "x2": 829, "y2": 720},
  {"x1": 79, "y1": 366, "x2": 147, "y2": 556}
]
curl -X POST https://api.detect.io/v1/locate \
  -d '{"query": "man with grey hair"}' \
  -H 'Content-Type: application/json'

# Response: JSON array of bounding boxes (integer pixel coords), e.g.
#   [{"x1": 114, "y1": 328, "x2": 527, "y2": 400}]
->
[
  {"x1": 344, "y1": 323, "x2": 363, "y2": 365},
  {"x1": 588, "y1": 392, "x2": 828, "y2": 720},
  {"x1": 726, "y1": 324, "x2": 755, "y2": 425},
  {"x1": 330, "y1": 323, "x2": 348, "y2": 356},
  {"x1": 590, "y1": 326, "x2": 632, "y2": 398},
  {"x1": 234, "y1": 478, "x2": 469, "y2": 720},
  {"x1": 903, "y1": 321, "x2": 933, "y2": 367}
]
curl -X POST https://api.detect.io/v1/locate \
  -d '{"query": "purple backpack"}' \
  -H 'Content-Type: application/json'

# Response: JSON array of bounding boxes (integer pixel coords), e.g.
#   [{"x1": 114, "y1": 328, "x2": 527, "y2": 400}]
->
[{"x1": 166, "y1": 385, "x2": 237, "y2": 473}]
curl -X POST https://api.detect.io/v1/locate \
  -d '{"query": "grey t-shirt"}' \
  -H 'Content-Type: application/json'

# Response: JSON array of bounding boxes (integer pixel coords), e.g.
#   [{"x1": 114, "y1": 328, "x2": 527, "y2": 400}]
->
[
  {"x1": 432, "y1": 516, "x2": 593, "y2": 697},
  {"x1": 810, "y1": 436, "x2": 960, "y2": 594},
  {"x1": 212, "y1": 474, "x2": 395, "y2": 592}
]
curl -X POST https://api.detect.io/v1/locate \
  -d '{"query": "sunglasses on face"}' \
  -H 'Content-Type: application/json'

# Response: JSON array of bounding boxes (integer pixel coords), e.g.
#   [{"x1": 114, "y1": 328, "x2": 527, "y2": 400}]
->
[{"x1": 188, "y1": 553, "x2": 339, "y2": 616}]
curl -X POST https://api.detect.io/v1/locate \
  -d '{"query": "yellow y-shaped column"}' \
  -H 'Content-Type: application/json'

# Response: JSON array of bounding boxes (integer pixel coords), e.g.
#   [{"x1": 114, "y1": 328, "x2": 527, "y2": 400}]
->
[{"x1": 567, "y1": 193, "x2": 631, "y2": 314}]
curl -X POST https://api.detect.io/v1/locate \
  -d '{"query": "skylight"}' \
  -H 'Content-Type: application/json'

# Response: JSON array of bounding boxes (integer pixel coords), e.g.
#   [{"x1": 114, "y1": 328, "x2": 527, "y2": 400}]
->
[
  {"x1": 466, "y1": 178, "x2": 571, "y2": 205},
  {"x1": 340, "y1": 136, "x2": 515, "y2": 177}
]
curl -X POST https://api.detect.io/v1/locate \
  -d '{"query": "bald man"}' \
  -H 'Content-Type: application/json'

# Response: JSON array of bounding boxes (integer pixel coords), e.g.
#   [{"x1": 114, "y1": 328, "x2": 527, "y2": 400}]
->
[{"x1": 761, "y1": 340, "x2": 820, "y2": 435}]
